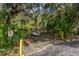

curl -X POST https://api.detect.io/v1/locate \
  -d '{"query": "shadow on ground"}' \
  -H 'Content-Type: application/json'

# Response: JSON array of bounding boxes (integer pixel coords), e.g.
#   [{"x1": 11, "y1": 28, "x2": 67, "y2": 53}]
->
[
  {"x1": 56, "y1": 40, "x2": 79, "y2": 48},
  {"x1": 29, "y1": 33, "x2": 54, "y2": 43}
]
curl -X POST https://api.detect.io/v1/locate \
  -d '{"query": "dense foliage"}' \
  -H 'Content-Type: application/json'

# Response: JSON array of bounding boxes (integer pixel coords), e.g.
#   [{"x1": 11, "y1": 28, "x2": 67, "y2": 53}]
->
[{"x1": 0, "y1": 3, "x2": 79, "y2": 50}]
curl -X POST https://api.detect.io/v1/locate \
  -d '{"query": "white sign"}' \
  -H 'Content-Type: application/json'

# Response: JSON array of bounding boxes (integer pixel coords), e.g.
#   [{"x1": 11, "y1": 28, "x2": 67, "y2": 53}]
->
[{"x1": 8, "y1": 29, "x2": 13, "y2": 38}]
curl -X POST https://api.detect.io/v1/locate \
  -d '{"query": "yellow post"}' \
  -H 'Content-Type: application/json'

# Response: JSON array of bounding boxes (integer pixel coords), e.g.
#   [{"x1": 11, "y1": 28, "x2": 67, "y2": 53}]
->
[
  {"x1": 61, "y1": 31, "x2": 64, "y2": 40},
  {"x1": 20, "y1": 39, "x2": 23, "y2": 56}
]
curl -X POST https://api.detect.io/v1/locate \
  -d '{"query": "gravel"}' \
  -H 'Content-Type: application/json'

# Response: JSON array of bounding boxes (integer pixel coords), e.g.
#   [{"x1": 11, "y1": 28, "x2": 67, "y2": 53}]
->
[{"x1": 30, "y1": 41, "x2": 79, "y2": 56}]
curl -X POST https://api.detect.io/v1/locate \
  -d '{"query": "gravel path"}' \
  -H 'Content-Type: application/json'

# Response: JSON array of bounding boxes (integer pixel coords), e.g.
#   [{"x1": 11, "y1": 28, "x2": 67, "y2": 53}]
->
[
  {"x1": 29, "y1": 41, "x2": 79, "y2": 56},
  {"x1": 23, "y1": 34, "x2": 79, "y2": 56}
]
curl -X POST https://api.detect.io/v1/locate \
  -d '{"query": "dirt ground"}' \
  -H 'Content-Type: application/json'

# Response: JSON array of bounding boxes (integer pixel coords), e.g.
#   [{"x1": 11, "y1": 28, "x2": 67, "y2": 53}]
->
[
  {"x1": 4, "y1": 33, "x2": 58, "y2": 56},
  {"x1": 1, "y1": 33, "x2": 79, "y2": 56}
]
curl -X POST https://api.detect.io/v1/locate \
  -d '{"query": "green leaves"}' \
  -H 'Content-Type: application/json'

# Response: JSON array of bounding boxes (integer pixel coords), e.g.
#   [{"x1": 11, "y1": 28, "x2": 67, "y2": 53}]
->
[
  {"x1": 41, "y1": 13, "x2": 54, "y2": 31},
  {"x1": 0, "y1": 3, "x2": 79, "y2": 50},
  {"x1": 54, "y1": 15, "x2": 69, "y2": 33}
]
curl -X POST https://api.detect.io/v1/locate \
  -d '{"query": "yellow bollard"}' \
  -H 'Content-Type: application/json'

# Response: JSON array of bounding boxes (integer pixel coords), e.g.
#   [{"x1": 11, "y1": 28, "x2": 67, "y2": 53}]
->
[
  {"x1": 20, "y1": 39, "x2": 23, "y2": 56},
  {"x1": 61, "y1": 31, "x2": 64, "y2": 40},
  {"x1": 59, "y1": 31, "x2": 64, "y2": 40}
]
